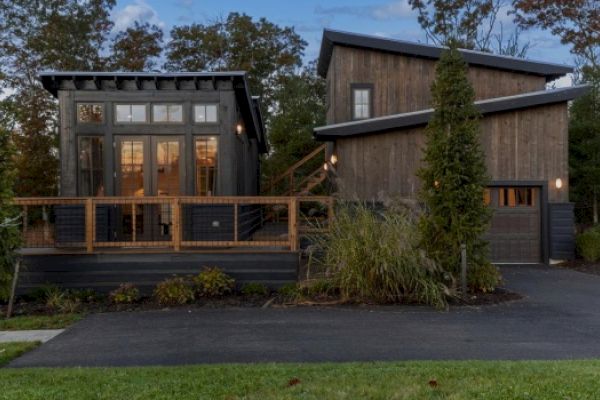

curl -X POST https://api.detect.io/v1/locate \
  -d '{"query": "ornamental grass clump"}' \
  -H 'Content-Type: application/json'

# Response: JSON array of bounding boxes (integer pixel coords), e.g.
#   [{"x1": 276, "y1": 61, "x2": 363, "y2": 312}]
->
[
  {"x1": 311, "y1": 202, "x2": 448, "y2": 308},
  {"x1": 153, "y1": 277, "x2": 195, "y2": 306}
]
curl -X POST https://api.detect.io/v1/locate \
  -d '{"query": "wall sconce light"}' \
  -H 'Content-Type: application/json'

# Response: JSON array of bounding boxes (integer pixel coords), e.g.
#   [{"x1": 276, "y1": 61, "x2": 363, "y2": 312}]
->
[
  {"x1": 323, "y1": 162, "x2": 329, "y2": 171},
  {"x1": 330, "y1": 154, "x2": 338, "y2": 165},
  {"x1": 555, "y1": 178, "x2": 563, "y2": 189},
  {"x1": 236, "y1": 123, "x2": 243, "y2": 135},
  {"x1": 434, "y1": 180, "x2": 440, "y2": 188}
]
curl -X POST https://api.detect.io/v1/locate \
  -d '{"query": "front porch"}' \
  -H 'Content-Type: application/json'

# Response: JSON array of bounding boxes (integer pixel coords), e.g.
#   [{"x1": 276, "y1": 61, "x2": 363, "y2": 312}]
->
[{"x1": 13, "y1": 195, "x2": 333, "y2": 292}]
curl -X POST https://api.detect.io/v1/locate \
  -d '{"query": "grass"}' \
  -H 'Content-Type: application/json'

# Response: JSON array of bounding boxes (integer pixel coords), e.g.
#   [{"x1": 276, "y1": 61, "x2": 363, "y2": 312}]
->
[
  {"x1": 0, "y1": 314, "x2": 83, "y2": 330},
  {"x1": 0, "y1": 341, "x2": 40, "y2": 367},
  {"x1": 1, "y1": 360, "x2": 600, "y2": 399}
]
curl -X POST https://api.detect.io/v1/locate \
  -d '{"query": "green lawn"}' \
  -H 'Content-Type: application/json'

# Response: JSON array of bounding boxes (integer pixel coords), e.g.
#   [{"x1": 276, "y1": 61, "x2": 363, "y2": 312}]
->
[
  {"x1": 0, "y1": 341, "x2": 40, "y2": 367},
  {"x1": 0, "y1": 314, "x2": 83, "y2": 330},
  {"x1": 2, "y1": 360, "x2": 600, "y2": 399}
]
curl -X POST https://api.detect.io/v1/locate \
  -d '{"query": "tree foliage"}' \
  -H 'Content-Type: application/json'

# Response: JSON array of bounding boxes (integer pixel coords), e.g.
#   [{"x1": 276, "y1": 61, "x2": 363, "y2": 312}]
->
[
  {"x1": 417, "y1": 48, "x2": 493, "y2": 285},
  {"x1": 263, "y1": 62, "x2": 326, "y2": 180},
  {"x1": 164, "y1": 12, "x2": 306, "y2": 120},
  {"x1": 513, "y1": 0, "x2": 600, "y2": 68},
  {"x1": 110, "y1": 21, "x2": 163, "y2": 71},
  {"x1": 408, "y1": 0, "x2": 529, "y2": 55}
]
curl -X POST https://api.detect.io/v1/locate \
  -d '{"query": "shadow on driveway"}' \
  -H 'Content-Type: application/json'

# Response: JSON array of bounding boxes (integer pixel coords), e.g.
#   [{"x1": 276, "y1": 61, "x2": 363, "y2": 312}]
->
[{"x1": 9, "y1": 264, "x2": 600, "y2": 367}]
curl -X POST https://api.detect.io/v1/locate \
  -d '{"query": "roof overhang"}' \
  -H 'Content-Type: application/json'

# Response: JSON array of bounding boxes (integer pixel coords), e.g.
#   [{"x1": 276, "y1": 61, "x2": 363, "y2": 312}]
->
[
  {"x1": 317, "y1": 29, "x2": 573, "y2": 82},
  {"x1": 39, "y1": 71, "x2": 268, "y2": 153},
  {"x1": 314, "y1": 85, "x2": 590, "y2": 140}
]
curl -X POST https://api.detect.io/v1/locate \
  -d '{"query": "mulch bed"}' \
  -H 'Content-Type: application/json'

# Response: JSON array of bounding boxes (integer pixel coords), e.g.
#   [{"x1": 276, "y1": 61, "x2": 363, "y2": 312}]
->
[
  {"x1": 448, "y1": 287, "x2": 523, "y2": 306},
  {"x1": 555, "y1": 259, "x2": 600, "y2": 276}
]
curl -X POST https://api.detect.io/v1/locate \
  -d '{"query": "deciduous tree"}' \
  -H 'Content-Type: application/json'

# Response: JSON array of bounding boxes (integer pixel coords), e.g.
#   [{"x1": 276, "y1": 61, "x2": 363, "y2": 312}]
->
[{"x1": 110, "y1": 21, "x2": 163, "y2": 71}]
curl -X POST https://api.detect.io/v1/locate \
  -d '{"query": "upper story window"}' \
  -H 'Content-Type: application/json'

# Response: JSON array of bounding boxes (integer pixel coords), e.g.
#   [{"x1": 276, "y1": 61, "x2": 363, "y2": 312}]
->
[
  {"x1": 152, "y1": 104, "x2": 183, "y2": 123},
  {"x1": 352, "y1": 84, "x2": 372, "y2": 120},
  {"x1": 77, "y1": 103, "x2": 103, "y2": 123},
  {"x1": 194, "y1": 104, "x2": 218, "y2": 123},
  {"x1": 115, "y1": 104, "x2": 147, "y2": 123}
]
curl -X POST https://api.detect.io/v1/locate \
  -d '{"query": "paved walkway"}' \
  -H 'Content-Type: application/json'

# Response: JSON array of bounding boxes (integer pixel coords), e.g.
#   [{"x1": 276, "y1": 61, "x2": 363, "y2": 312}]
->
[
  {"x1": 0, "y1": 329, "x2": 64, "y2": 343},
  {"x1": 9, "y1": 265, "x2": 600, "y2": 367}
]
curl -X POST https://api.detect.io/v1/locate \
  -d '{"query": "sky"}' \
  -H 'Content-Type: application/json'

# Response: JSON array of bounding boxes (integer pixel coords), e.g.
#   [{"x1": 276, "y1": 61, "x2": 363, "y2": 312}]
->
[{"x1": 113, "y1": 1, "x2": 575, "y2": 87}]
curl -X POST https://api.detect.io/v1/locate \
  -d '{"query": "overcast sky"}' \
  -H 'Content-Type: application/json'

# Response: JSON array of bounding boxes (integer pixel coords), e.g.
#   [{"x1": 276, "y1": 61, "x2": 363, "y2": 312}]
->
[{"x1": 111, "y1": 0, "x2": 574, "y2": 87}]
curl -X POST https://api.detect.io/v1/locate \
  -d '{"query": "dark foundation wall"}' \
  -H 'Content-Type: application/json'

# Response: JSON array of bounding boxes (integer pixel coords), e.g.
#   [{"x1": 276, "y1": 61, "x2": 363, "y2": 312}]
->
[{"x1": 549, "y1": 203, "x2": 576, "y2": 260}]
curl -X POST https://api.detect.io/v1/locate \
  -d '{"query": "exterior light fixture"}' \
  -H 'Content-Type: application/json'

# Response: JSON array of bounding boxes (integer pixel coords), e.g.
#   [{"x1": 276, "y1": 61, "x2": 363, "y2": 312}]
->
[
  {"x1": 236, "y1": 123, "x2": 243, "y2": 135},
  {"x1": 434, "y1": 180, "x2": 440, "y2": 188},
  {"x1": 330, "y1": 154, "x2": 338, "y2": 165},
  {"x1": 555, "y1": 178, "x2": 563, "y2": 189},
  {"x1": 324, "y1": 162, "x2": 329, "y2": 171}
]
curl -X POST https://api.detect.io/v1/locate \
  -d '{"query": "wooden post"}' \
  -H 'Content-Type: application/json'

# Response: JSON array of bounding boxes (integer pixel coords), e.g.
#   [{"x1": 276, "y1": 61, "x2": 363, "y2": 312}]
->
[
  {"x1": 461, "y1": 243, "x2": 467, "y2": 299},
  {"x1": 85, "y1": 198, "x2": 93, "y2": 253},
  {"x1": 172, "y1": 199, "x2": 181, "y2": 251},
  {"x1": 6, "y1": 261, "x2": 20, "y2": 319},
  {"x1": 233, "y1": 203, "x2": 239, "y2": 243},
  {"x1": 289, "y1": 197, "x2": 298, "y2": 251},
  {"x1": 131, "y1": 203, "x2": 136, "y2": 243}
]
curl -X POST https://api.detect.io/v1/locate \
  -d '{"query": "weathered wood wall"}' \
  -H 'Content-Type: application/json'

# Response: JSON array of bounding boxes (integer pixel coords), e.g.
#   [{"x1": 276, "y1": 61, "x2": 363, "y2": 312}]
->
[
  {"x1": 326, "y1": 46, "x2": 547, "y2": 124},
  {"x1": 333, "y1": 103, "x2": 569, "y2": 203}
]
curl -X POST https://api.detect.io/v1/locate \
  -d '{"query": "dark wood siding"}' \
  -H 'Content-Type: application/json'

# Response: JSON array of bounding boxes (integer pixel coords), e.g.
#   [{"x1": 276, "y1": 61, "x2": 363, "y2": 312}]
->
[
  {"x1": 333, "y1": 103, "x2": 569, "y2": 203},
  {"x1": 326, "y1": 46, "x2": 547, "y2": 124}
]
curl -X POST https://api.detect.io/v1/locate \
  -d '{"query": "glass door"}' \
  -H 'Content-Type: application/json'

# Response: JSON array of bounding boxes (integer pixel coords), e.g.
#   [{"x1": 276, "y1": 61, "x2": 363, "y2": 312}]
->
[{"x1": 115, "y1": 136, "x2": 184, "y2": 242}]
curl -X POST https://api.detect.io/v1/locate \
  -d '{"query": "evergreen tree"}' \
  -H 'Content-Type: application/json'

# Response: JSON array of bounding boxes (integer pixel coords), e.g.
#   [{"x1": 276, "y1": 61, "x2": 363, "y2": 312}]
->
[{"x1": 417, "y1": 47, "x2": 495, "y2": 290}]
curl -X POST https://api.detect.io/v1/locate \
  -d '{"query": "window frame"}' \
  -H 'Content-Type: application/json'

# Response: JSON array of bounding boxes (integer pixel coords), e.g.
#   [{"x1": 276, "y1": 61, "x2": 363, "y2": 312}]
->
[
  {"x1": 114, "y1": 103, "x2": 148, "y2": 124},
  {"x1": 76, "y1": 103, "x2": 104, "y2": 124},
  {"x1": 77, "y1": 136, "x2": 105, "y2": 197},
  {"x1": 350, "y1": 83, "x2": 374, "y2": 120},
  {"x1": 193, "y1": 104, "x2": 219, "y2": 124},
  {"x1": 498, "y1": 187, "x2": 536, "y2": 208},
  {"x1": 194, "y1": 136, "x2": 219, "y2": 196},
  {"x1": 151, "y1": 103, "x2": 184, "y2": 124}
]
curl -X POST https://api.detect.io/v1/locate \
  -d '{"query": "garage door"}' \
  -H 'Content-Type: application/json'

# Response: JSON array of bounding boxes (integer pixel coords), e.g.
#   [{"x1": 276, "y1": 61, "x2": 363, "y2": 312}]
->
[{"x1": 484, "y1": 186, "x2": 541, "y2": 263}]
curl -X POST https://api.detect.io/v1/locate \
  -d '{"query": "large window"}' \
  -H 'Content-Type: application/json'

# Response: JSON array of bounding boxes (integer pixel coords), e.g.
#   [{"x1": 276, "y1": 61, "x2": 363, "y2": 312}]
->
[
  {"x1": 194, "y1": 104, "x2": 218, "y2": 123},
  {"x1": 78, "y1": 137, "x2": 104, "y2": 196},
  {"x1": 152, "y1": 104, "x2": 183, "y2": 123},
  {"x1": 115, "y1": 104, "x2": 147, "y2": 123},
  {"x1": 195, "y1": 137, "x2": 218, "y2": 196},
  {"x1": 352, "y1": 85, "x2": 372, "y2": 120},
  {"x1": 77, "y1": 103, "x2": 103, "y2": 123}
]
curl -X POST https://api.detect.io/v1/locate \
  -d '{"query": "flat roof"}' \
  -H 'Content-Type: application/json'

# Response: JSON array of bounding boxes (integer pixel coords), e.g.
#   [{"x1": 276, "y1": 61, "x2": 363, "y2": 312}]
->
[
  {"x1": 317, "y1": 29, "x2": 573, "y2": 81},
  {"x1": 314, "y1": 85, "x2": 590, "y2": 140}
]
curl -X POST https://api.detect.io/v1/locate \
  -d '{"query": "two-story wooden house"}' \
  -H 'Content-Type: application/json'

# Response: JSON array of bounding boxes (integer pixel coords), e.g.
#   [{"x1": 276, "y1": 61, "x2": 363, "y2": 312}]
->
[{"x1": 314, "y1": 30, "x2": 589, "y2": 264}]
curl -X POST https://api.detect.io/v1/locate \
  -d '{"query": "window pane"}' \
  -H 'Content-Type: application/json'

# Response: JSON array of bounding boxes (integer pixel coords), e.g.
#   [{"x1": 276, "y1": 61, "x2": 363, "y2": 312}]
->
[
  {"x1": 131, "y1": 105, "x2": 146, "y2": 122},
  {"x1": 120, "y1": 140, "x2": 144, "y2": 196},
  {"x1": 168, "y1": 105, "x2": 183, "y2": 122},
  {"x1": 153, "y1": 105, "x2": 168, "y2": 122},
  {"x1": 156, "y1": 141, "x2": 180, "y2": 196},
  {"x1": 205, "y1": 105, "x2": 218, "y2": 122},
  {"x1": 78, "y1": 137, "x2": 104, "y2": 196},
  {"x1": 354, "y1": 89, "x2": 362, "y2": 105},
  {"x1": 78, "y1": 104, "x2": 103, "y2": 123},
  {"x1": 115, "y1": 105, "x2": 131, "y2": 122},
  {"x1": 195, "y1": 137, "x2": 218, "y2": 196},
  {"x1": 194, "y1": 105, "x2": 206, "y2": 123}
]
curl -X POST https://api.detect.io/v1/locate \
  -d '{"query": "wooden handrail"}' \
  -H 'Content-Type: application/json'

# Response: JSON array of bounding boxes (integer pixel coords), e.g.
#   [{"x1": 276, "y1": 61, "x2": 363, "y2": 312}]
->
[{"x1": 263, "y1": 144, "x2": 327, "y2": 193}]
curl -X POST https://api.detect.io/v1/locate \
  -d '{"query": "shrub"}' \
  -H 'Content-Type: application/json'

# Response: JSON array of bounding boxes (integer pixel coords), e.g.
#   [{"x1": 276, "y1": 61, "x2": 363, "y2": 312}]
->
[
  {"x1": 153, "y1": 277, "x2": 195, "y2": 306},
  {"x1": 468, "y1": 263, "x2": 501, "y2": 293},
  {"x1": 109, "y1": 284, "x2": 140, "y2": 304},
  {"x1": 193, "y1": 267, "x2": 235, "y2": 298},
  {"x1": 309, "y1": 202, "x2": 448, "y2": 308},
  {"x1": 277, "y1": 283, "x2": 299, "y2": 300},
  {"x1": 241, "y1": 282, "x2": 269, "y2": 297},
  {"x1": 69, "y1": 288, "x2": 100, "y2": 303},
  {"x1": 45, "y1": 287, "x2": 80, "y2": 313},
  {"x1": 576, "y1": 226, "x2": 600, "y2": 262}
]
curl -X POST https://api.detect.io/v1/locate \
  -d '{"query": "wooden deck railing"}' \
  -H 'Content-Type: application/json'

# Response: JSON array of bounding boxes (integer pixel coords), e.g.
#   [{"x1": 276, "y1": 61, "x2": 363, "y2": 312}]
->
[
  {"x1": 263, "y1": 144, "x2": 328, "y2": 195},
  {"x1": 13, "y1": 196, "x2": 334, "y2": 253}
]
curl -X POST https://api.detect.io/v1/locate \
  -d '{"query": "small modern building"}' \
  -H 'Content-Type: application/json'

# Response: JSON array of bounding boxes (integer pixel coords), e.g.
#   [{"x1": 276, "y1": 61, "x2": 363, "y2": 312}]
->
[{"x1": 314, "y1": 29, "x2": 589, "y2": 264}]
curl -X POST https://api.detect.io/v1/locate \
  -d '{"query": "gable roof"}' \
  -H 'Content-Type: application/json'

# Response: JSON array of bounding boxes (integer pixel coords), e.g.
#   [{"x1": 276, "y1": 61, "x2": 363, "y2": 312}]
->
[
  {"x1": 314, "y1": 85, "x2": 589, "y2": 140},
  {"x1": 39, "y1": 71, "x2": 268, "y2": 153},
  {"x1": 317, "y1": 29, "x2": 573, "y2": 82}
]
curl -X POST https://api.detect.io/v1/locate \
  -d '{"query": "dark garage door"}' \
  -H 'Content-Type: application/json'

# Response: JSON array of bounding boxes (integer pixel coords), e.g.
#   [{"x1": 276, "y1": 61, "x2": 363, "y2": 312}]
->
[{"x1": 484, "y1": 186, "x2": 541, "y2": 263}]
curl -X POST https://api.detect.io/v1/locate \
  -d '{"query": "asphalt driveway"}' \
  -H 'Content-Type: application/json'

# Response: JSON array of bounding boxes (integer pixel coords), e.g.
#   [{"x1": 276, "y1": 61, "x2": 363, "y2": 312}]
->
[{"x1": 9, "y1": 264, "x2": 600, "y2": 367}]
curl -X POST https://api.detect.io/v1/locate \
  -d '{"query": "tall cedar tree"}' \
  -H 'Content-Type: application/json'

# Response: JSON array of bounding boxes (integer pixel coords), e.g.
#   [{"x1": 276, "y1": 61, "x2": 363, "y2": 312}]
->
[
  {"x1": 263, "y1": 62, "x2": 326, "y2": 183},
  {"x1": 164, "y1": 12, "x2": 306, "y2": 121},
  {"x1": 417, "y1": 48, "x2": 492, "y2": 280},
  {"x1": 0, "y1": 120, "x2": 21, "y2": 301},
  {"x1": 0, "y1": 0, "x2": 116, "y2": 196},
  {"x1": 569, "y1": 70, "x2": 600, "y2": 225},
  {"x1": 110, "y1": 21, "x2": 163, "y2": 71}
]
